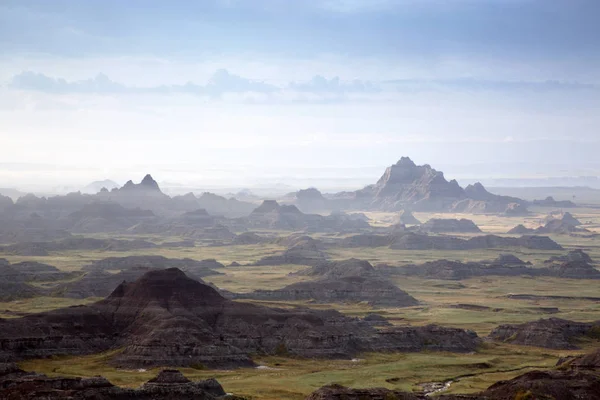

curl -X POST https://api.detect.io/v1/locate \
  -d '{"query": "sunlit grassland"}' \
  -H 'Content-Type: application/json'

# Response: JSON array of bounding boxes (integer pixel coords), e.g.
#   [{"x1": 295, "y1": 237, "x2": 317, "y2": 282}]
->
[
  {"x1": 224, "y1": 274, "x2": 600, "y2": 337},
  {"x1": 2, "y1": 243, "x2": 286, "y2": 272},
  {"x1": 0, "y1": 296, "x2": 101, "y2": 318},
  {"x1": 3, "y1": 208, "x2": 600, "y2": 398},
  {"x1": 19, "y1": 342, "x2": 597, "y2": 400}
]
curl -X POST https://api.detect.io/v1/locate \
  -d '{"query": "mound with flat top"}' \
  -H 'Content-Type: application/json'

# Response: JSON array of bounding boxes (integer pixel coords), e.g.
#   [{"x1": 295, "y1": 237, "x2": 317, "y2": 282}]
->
[{"x1": 488, "y1": 318, "x2": 600, "y2": 349}]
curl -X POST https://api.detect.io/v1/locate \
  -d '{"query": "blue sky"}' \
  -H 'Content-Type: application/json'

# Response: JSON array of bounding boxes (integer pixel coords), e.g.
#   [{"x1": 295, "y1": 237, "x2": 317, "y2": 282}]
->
[{"x1": 1, "y1": 0, "x2": 599, "y2": 190}]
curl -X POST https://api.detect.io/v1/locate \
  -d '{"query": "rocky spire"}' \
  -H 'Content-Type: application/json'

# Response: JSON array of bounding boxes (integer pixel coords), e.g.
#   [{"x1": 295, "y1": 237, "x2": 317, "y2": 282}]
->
[{"x1": 140, "y1": 174, "x2": 161, "y2": 191}]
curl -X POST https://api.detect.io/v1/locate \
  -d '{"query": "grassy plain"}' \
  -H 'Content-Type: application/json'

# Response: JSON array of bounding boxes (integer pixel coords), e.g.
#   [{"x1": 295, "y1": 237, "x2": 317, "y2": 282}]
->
[
  {"x1": 5, "y1": 208, "x2": 600, "y2": 398},
  {"x1": 21, "y1": 342, "x2": 591, "y2": 400}
]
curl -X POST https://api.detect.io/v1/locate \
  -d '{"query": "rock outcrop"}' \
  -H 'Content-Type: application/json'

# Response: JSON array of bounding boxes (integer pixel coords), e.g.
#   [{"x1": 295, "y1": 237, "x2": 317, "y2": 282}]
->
[
  {"x1": 294, "y1": 187, "x2": 329, "y2": 212},
  {"x1": 488, "y1": 318, "x2": 600, "y2": 349},
  {"x1": 0, "y1": 263, "x2": 40, "y2": 301},
  {"x1": 306, "y1": 384, "x2": 421, "y2": 400},
  {"x1": 84, "y1": 255, "x2": 224, "y2": 276},
  {"x1": 387, "y1": 256, "x2": 599, "y2": 280},
  {"x1": 306, "y1": 348, "x2": 600, "y2": 399},
  {"x1": 65, "y1": 202, "x2": 155, "y2": 233},
  {"x1": 341, "y1": 232, "x2": 563, "y2": 251},
  {"x1": 393, "y1": 210, "x2": 420, "y2": 225},
  {"x1": 254, "y1": 239, "x2": 327, "y2": 266},
  {"x1": 0, "y1": 259, "x2": 81, "y2": 300},
  {"x1": 0, "y1": 237, "x2": 159, "y2": 256},
  {"x1": 0, "y1": 364, "x2": 241, "y2": 399},
  {"x1": 232, "y1": 232, "x2": 268, "y2": 245},
  {"x1": 533, "y1": 196, "x2": 577, "y2": 207},
  {"x1": 480, "y1": 369, "x2": 600, "y2": 400},
  {"x1": 544, "y1": 211, "x2": 581, "y2": 226},
  {"x1": 239, "y1": 259, "x2": 418, "y2": 307},
  {"x1": 235, "y1": 276, "x2": 418, "y2": 307},
  {"x1": 0, "y1": 259, "x2": 76, "y2": 282},
  {"x1": 545, "y1": 249, "x2": 594, "y2": 264},
  {"x1": 348, "y1": 158, "x2": 526, "y2": 213},
  {"x1": 418, "y1": 218, "x2": 482, "y2": 233},
  {"x1": 195, "y1": 192, "x2": 255, "y2": 218},
  {"x1": 507, "y1": 224, "x2": 534, "y2": 234},
  {"x1": 489, "y1": 253, "x2": 530, "y2": 266},
  {"x1": 0, "y1": 268, "x2": 479, "y2": 368},
  {"x1": 58, "y1": 256, "x2": 224, "y2": 298},
  {"x1": 294, "y1": 258, "x2": 379, "y2": 279},
  {"x1": 244, "y1": 200, "x2": 369, "y2": 232},
  {"x1": 546, "y1": 260, "x2": 600, "y2": 279},
  {"x1": 509, "y1": 212, "x2": 587, "y2": 235}
]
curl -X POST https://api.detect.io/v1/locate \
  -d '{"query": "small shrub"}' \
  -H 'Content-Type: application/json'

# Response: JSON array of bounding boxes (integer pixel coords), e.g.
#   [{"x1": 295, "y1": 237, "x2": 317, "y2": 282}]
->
[{"x1": 514, "y1": 390, "x2": 533, "y2": 400}]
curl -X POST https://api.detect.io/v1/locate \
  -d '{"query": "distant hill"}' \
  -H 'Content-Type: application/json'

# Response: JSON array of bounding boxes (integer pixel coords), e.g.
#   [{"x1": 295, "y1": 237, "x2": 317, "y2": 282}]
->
[{"x1": 81, "y1": 179, "x2": 119, "y2": 194}]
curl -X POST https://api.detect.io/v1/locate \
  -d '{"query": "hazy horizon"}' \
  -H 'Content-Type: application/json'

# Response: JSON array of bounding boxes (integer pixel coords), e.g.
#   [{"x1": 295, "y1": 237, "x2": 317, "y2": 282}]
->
[{"x1": 2, "y1": 0, "x2": 599, "y2": 193}]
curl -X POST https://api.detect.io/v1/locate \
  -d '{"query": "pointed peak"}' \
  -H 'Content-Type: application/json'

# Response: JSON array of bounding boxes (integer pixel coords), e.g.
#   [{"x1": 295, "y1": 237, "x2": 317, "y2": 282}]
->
[
  {"x1": 394, "y1": 157, "x2": 416, "y2": 167},
  {"x1": 106, "y1": 268, "x2": 225, "y2": 306},
  {"x1": 252, "y1": 200, "x2": 281, "y2": 214},
  {"x1": 140, "y1": 174, "x2": 160, "y2": 190}
]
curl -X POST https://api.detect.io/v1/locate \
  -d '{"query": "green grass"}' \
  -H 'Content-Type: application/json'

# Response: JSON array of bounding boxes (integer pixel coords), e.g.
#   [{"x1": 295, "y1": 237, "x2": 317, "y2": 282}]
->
[
  {"x1": 19, "y1": 343, "x2": 593, "y2": 400},
  {"x1": 4, "y1": 208, "x2": 600, "y2": 398},
  {"x1": 0, "y1": 296, "x2": 101, "y2": 318},
  {"x1": 2, "y1": 243, "x2": 286, "y2": 272}
]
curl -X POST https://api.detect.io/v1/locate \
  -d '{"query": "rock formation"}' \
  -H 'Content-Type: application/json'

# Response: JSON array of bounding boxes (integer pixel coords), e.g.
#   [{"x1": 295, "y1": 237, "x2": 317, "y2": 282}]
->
[
  {"x1": 195, "y1": 192, "x2": 255, "y2": 218},
  {"x1": 294, "y1": 258, "x2": 379, "y2": 279},
  {"x1": 1, "y1": 259, "x2": 75, "y2": 282},
  {"x1": 306, "y1": 347, "x2": 600, "y2": 399},
  {"x1": 545, "y1": 249, "x2": 594, "y2": 264},
  {"x1": 84, "y1": 255, "x2": 224, "y2": 276},
  {"x1": 418, "y1": 218, "x2": 482, "y2": 233},
  {"x1": 232, "y1": 232, "x2": 268, "y2": 245},
  {"x1": 65, "y1": 202, "x2": 156, "y2": 233},
  {"x1": 0, "y1": 364, "x2": 242, "y2": 399},
  {"x1": 544, "y1": 211, "x2": 581, "y2": 226},
  {"x1": 239, "y1": 259, "x2": 418, "y2": 307},
  {"x1": 245, "y1": 200, "x2": 369, "y2": 232},
  {"x1": 234, "y1": 276, "x2": 418, "y2": 307},
  {"x1": 489, "y1": 253, "x2": 530, "y2": 266},
  {"x1": 506, "y1": 224, "x2": 534, "y2": 234},
  {"x1": 0, "y1": 194, "x2": 13, "y2": 212},
  {"x1": 533, "y1": 196, "x2": 577, "y2": 207},
  {"x1": 0, "y1": 260, "x2": 41, "y2": 300},
  {"x1": 393, "y1": 209, "x2": 420, "y2": 225},
  {"x1": 342, "y1": 232, "x2": 563, "y2": 251},
  {"x1": 386, "y1": 255, "x2": 599, "y2": 280},
  {"x1": 306, "y1": 384, "x2": 421, "y2": 400},
  {"x1": 480, "y1": 369, "x2": 600, "y2": 400},
  {"x1": 559, "y1": 348, "x2": 600, "y2": 368},
  {"x1": 60, "y1": 256, "x2": 224, "y2": 299},
  {"x1": 391, "y1": 259, "x2": 541, "y2": 280},
  {"x1": 0, "y1": 268, "x2": 479, "y2": 368},
  {"x1": 348, "y1": 157, "x2": 526, "y2": 213},
  {"x1": 294, "y1": 187, "x2": 329, "y2": 212},
  {"x1": 254, "y1": 239, "x2": 328, "y2": 266},
  {"x1": 546, "y1": 260, "x2": 600, "y2": 279},
  {"x1": 0, "y1": 237, "x2": 159, "y2": 256},
  {"x1": 508, "y1": 212, "x2": 588, "y2": 234},
  {"x1": 488, "y1": 318, "x2": 600, "y2": 349}
]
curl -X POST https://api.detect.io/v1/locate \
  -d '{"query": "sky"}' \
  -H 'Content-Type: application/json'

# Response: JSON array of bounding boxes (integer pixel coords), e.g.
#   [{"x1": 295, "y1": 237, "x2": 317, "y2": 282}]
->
[{"x1": 1, "y1": 0, "x2": 600, "y2": 192}]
